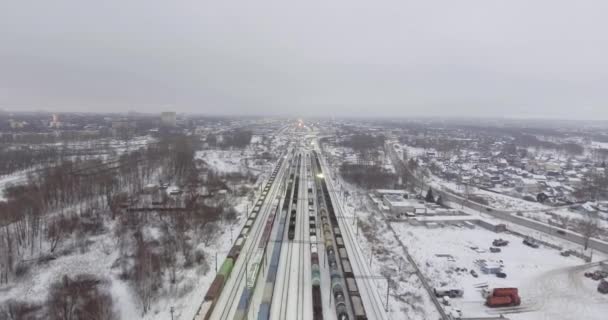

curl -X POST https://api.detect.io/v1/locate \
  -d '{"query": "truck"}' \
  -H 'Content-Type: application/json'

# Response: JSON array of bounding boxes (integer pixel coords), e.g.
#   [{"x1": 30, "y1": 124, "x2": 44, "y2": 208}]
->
[{"x1": 486, "y1": 287, "x2": 521, "y2": 308}]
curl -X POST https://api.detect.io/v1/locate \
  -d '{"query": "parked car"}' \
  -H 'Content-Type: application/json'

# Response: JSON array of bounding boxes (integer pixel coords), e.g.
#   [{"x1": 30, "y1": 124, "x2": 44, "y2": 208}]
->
[
  {"x1": 523, "y1": 238, "x2": 540, "y2": 248},
  {"x1": 496, "y1": 272, "x2": 507, "y2": 278},
  {"x1": 434, "y1": 287, "x2": 464, "y2": 298},
  {"x1": 490, "y1": 247, "x2": 501, "y2": 253},
  {"x1": 492, "y1": 239, "x2": 509, "y2": 247},
  {"x1": 470, "y1": 270, "x2": 478, "y2": 278},
  {"x1": 590, "y1": 271, "x2": 608, "y2": 281}
]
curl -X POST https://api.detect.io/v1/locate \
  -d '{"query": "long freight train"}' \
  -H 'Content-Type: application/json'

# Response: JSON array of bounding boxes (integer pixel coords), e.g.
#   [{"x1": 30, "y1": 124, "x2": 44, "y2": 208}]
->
[
  {"x1": 258, "y1": 154, "x2": 301, "y2": 319},
  {"x1": 312, "y1": 151, "x2": 368, "y2": 320},
  {"x1": 194, "y1": 155, "x2": 287, "y2": 320},
  {"x1": 307, "y1": 153, "x2": 324, "y2": 320}
]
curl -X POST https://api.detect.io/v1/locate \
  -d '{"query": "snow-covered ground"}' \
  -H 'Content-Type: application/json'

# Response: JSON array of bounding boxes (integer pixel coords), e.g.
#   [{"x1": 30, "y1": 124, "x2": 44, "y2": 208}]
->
[
  {"x1": 0, "y1": 198, "x2": 252, "y2": 320},
  {"x1": 0, "y1": 171, "x2": 27, "y2": 200},
  {"x1": 428, "y1": 175, "x2": 549, "y2": 212},
  {"x1": 197, "y1": 150, "x2": 245, "y2": 173},
  {"x1": 391, "y1": 223, "x2": 608, "y2": 320},
  {"x1": 591, "y1": 141, "x2": 608, "y2": 150}
]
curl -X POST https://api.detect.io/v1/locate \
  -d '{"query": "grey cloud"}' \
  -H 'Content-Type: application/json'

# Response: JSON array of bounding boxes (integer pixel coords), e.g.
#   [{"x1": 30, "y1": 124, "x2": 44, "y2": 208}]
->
[{"x1": 1, "y1": 0, "x2": 607, "y2": 119}]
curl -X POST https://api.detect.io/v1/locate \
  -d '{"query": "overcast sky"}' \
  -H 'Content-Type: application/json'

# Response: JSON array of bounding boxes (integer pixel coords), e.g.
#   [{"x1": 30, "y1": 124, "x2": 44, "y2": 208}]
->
[{"x1": 1, "y1": 1, "x2": 607, "y2": 119}]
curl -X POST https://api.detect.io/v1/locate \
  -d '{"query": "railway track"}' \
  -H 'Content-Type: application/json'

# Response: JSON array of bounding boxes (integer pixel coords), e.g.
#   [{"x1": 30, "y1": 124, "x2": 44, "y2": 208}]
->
[
  {"x1": 311, "y1": 152, "x2": 354, "y2": 320},
  {"x1": 194, "y1": 152, "x2": 291, "y2": 320},
  {"x1": 316, "y1": 150, "x2": 388, "y2": 320},
  {"x1": 297, "y1": 154, "x2": 311, "y2": 320},
  {"x1": 275, "y1": 154, "x2": 302, "y2": 320},
  {"x1": 256, "y1": 151, "x2": 298, "y2": 319},
  {"x1": 214, "y1": 172, "x2": 287, "y2": 319}
]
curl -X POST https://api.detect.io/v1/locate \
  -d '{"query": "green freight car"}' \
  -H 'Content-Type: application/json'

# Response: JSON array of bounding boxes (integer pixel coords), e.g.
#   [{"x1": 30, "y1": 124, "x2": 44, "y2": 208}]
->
[{"x1": 218, "y1": 258, "x2": 234, "y2": 278}]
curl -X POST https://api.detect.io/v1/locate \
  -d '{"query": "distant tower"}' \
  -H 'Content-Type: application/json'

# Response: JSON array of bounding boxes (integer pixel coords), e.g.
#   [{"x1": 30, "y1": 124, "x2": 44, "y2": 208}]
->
[
  {"x1": 50, "y1": 114, "x2": 61, "y2": 128},
  {"x1": 160, "y1": 112, "x2": 177, "y2": 127}
]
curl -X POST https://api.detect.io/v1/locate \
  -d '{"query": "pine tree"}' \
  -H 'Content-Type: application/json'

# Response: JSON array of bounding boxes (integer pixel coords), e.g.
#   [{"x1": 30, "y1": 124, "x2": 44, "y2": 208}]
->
[{"x1": 425, "y1": 187, "x2": 435, "y2": 203}]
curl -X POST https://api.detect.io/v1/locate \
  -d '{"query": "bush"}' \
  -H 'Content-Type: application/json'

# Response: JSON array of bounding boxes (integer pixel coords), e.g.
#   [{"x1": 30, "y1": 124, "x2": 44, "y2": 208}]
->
[{"x1": 47, "y1": 274, "x2": 117, "y2": 320}]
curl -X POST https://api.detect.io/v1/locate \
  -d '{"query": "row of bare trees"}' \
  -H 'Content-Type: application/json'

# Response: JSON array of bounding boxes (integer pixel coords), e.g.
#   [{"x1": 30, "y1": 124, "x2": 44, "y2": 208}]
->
[
  {"x1": 1, "y1": 274, "x2": 117, "y2": 320},
  {"x1": 0, "y1": 135, "x2": 198, "y2": 285}
]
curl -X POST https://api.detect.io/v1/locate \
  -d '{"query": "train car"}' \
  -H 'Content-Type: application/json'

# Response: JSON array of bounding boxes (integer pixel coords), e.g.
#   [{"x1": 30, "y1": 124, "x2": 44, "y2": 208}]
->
[
  {"x1": 311, "y1": 266, "x2": 321, "y2": 286},
  {"x1": 310, "y1": 227, "x2": 317, "y2": 237},
  {"x1": 245, "y1": 219, "x2": 254, "y2": 228},
  {"x1": 335, "y1": 301, "x2": 349, "y2": 320},
  {"x1": 228, "y1": 246, "x2": 241, "y2": 262},
  {"x1": 341, "y1": 260, "x2": 354, "y2": 278},
  {"x1": 233, "y1": 287, "x2": 252, "y2": 320},
  {"x1": 312, "y1": 285, "x2": 323, "y2": 320},
  {"x1": 218, "y1": 258, "x2": 234, "y2": 278},
  {"x1": 335, "y1": 236, "x2": 344, "y2": 248},
  {"x1": 333, "y1": 227, "x2": 342, "y2": 236},
  {"x1": 350, "y1": 296, "x2": 368, "y2": 320},
  {"x1": 204, "y1": 275, "x2": 225, "y2": 301},
  {"x1": 258, "y1": 303, "x2": 271, "y2": 320},
  {"x1": 345, "y1": 277, "x2": 359, "y2": 296}
]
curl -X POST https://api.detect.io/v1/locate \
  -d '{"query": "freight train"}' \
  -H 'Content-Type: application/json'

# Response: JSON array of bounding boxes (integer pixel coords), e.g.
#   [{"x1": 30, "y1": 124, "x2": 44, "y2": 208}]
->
[
  {"x1": 312, "y1": 151, "x2": 368, "y2": 320},
  {"x1": 288, "y1": 154, "x2": 301, "y2": 241},
  {"x1": 257, "y1": 155, "x2": 301, "y2": 319},
  {"x1": 194, "y1": 156, "x2": 286, "y2": 320}
]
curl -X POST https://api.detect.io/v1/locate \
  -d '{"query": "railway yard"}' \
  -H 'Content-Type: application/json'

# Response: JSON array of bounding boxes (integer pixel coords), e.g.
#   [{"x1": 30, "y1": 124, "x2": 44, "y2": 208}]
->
[
  {"x1": 193, "y1": 127, "x2": 389, "y2": 320},
  {"x1": 191, "y1": 122, "x2": 608, "y2": 320}
]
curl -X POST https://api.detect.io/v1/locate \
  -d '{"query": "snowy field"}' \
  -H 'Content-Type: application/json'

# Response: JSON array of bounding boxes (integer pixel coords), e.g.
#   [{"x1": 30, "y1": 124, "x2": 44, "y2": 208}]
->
[
  {"x1": 391, "y1": 223, "x2": 608, "y2": 320},
  {"x1": 196, "y1": 150, "x2": 246, "y2": 173}
]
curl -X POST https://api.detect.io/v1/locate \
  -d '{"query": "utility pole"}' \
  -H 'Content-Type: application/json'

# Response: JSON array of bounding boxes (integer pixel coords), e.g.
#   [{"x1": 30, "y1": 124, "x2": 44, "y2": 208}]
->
[
  {"x1": 385, "y1": 277, "x2": 390, "y2": 312},
  {"x1": 170, "y1": 307, "x2": 174, "y2": 320}
]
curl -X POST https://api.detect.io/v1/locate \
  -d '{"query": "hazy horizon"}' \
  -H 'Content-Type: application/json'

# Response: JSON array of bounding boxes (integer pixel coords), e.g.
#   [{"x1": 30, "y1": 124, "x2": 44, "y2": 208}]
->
[{"x1": 2, "y1": 1, "x2": 607, "y2": 119}]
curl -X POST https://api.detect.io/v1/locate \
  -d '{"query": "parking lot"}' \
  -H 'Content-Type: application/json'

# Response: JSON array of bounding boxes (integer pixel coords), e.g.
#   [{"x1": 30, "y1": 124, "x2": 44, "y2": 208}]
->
[{"x1": 392, "y1": 223, "x2": 608, "y2": 320}]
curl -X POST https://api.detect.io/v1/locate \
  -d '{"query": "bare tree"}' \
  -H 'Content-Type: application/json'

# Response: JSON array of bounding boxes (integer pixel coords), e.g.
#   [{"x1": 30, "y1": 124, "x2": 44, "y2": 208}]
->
[
  {"x1": 579, "y1": 212, "x2": 600, "y2": 251},
  {"x1": 47, "y1": 274, "x2": 116, "y2": 320},
  {"x1": 0, "y1": 299, "x2": 41, "y2": 320}
]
